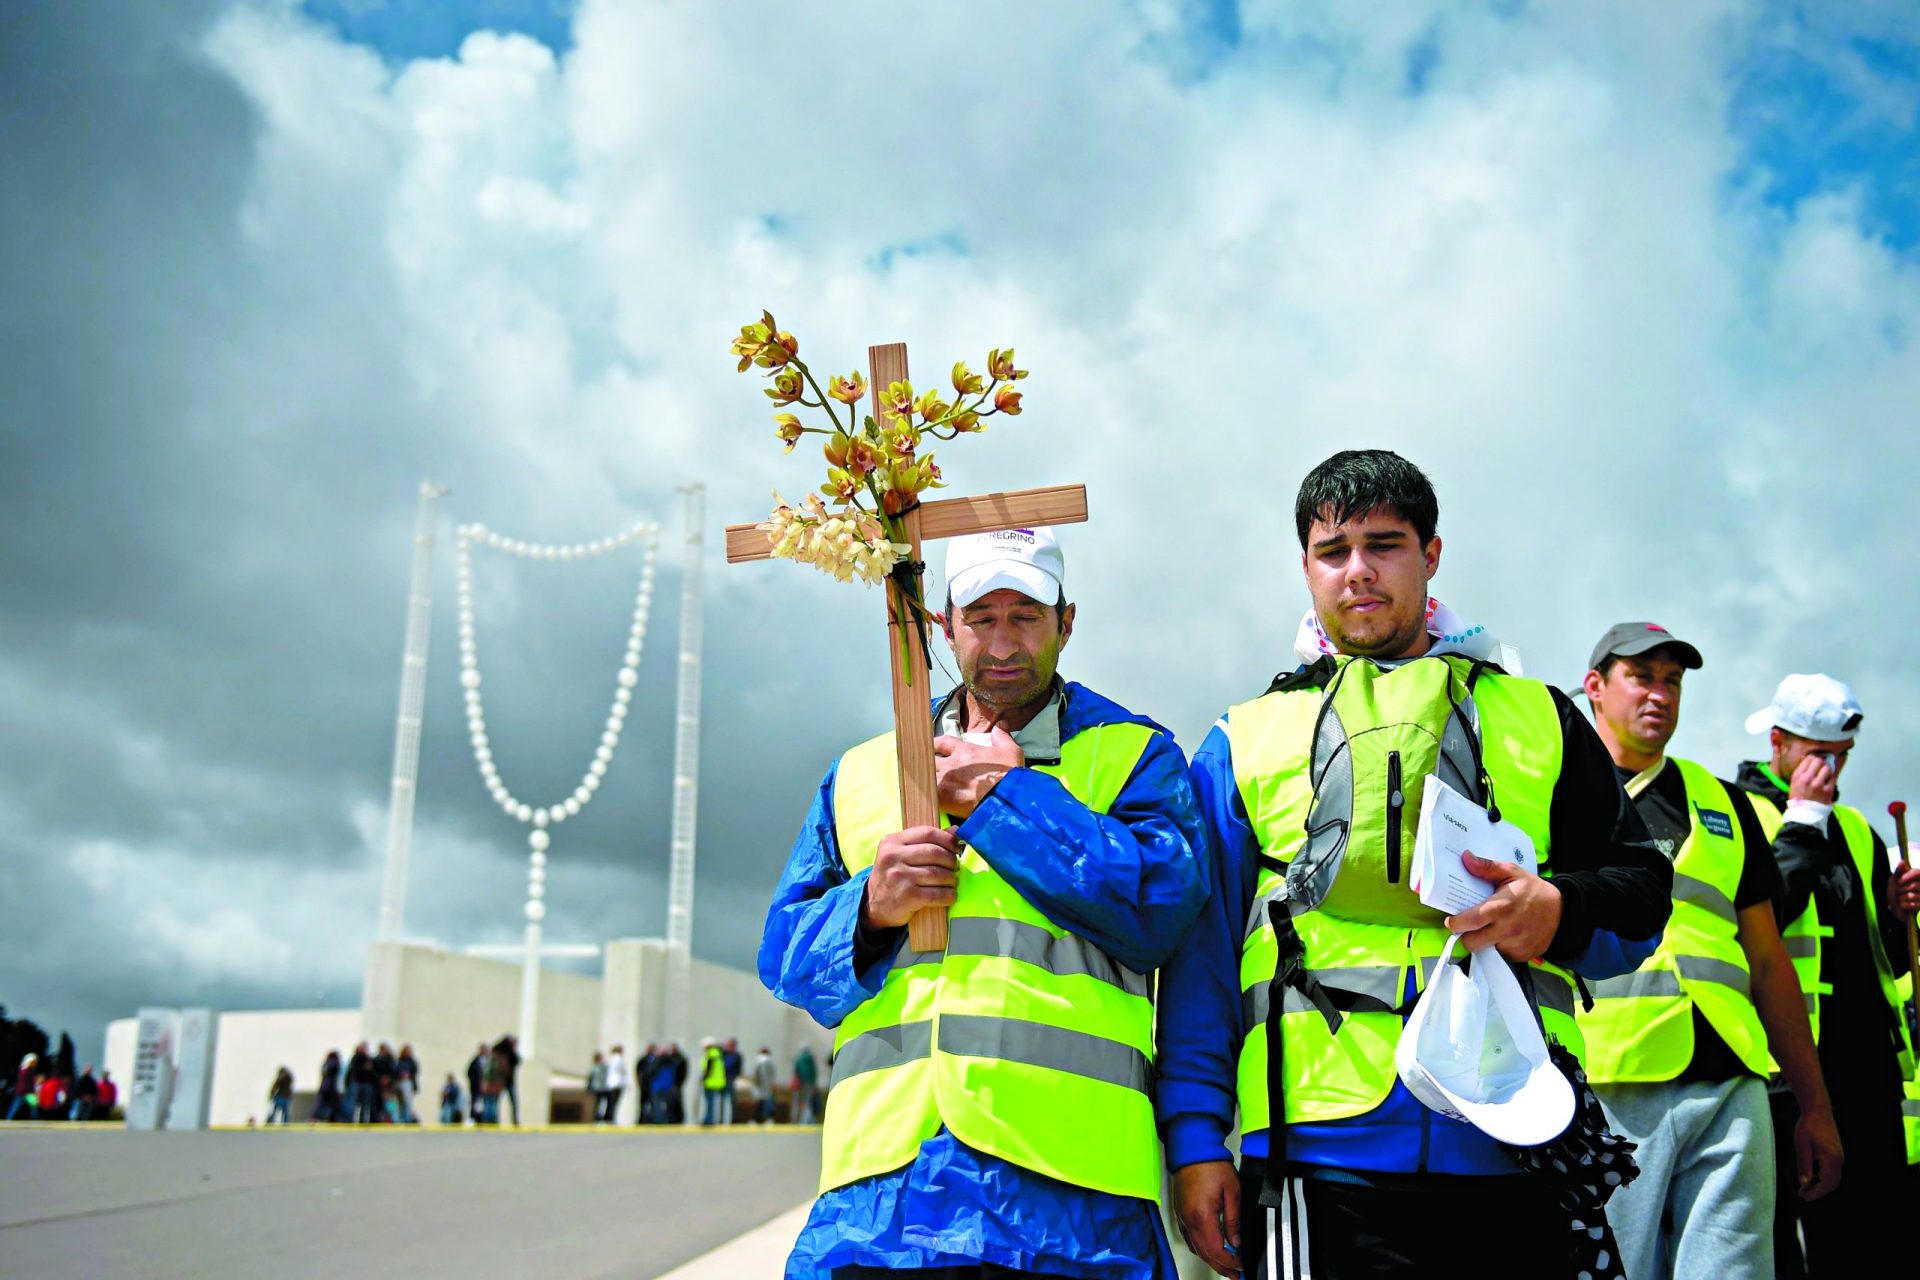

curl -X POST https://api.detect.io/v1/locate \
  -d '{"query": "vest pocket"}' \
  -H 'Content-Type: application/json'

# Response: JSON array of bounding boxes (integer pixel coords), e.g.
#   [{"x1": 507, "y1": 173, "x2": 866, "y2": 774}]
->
[{"x1": 1386, "y1": 750, "x2": 1404, "y2": 883}]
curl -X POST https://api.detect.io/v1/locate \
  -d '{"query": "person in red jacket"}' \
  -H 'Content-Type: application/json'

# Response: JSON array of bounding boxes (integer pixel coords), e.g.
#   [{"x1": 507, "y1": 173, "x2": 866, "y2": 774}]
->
[{"x1": 36, "y1": 1069, "x2": 68, "y2": 1120}]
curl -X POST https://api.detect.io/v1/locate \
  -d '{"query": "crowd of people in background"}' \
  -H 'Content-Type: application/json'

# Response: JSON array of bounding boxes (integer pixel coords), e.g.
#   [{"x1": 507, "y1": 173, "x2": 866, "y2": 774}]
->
[
  {"x1": 302, "y1": 1039, "x2": 428, "y2": 1124},
  {"x1": 594, "y1": 1039, "x2": 821, "y2": 1126},
  {"x1": 4, "y1": 1053, "x2": 115, "y2": 1122},
  {"x1": 695, "y1": 1039, "x2": 819, "y2": 1127},
  {"x1": 295, "y1": 1034, "x2": 821, "y2": 1126},
  {"x1": 1, "y1": 1010, "x2": 111, "y2": 1123},
  {"x1": 0, "y1": 1007, "x2": 823, "y2": 1130}
]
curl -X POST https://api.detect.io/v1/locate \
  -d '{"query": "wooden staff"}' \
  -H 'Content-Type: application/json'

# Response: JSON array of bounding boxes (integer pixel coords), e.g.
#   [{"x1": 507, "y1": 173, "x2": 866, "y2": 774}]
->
[
  {"x1": 1891, "y1": 802, "x2": 1920, "y2": 1036},
  {"x1": 725, "y1": 341, "x2": 1088, "y2": 952}
]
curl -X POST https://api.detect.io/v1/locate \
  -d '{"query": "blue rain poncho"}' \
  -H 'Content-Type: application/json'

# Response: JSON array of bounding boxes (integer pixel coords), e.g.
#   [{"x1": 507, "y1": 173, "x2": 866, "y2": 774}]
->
[{"x1": 759, "y1": 681, "x2": 1209, "y2": 1279}]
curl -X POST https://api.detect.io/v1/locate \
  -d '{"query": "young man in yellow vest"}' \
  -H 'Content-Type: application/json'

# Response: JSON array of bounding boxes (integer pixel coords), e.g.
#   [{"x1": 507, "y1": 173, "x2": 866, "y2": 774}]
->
[
  {"x1": 1159, "y1": 450, "x2": 1672, "y2": 1279},
  {"x1": 1733, "y1": 674, "x2": 1920, "y2": 1277},
  {"x1": 1578, "y1": 626, "x2": 1841, "y2": 1280},
  {"x1": 759, "y1": 527, "x2": 1209, "y2": 1279}
]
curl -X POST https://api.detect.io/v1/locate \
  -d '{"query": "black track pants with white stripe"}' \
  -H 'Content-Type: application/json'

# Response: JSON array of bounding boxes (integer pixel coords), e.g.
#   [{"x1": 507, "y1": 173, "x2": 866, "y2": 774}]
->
[{"x1": 1237, "y1": 1157, "x2": 1569, "y2": 1279}]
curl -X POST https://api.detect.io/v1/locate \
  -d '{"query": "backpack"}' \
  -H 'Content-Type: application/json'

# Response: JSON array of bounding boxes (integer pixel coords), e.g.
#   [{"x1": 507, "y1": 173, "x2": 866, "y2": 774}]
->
[{"x1": 1280, "y1": 654, "x2": 1500, "y2": 926}]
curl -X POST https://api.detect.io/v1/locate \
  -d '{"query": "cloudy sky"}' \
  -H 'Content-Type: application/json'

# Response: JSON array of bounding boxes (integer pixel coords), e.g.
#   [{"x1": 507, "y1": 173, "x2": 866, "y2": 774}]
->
[{"x1": 6, "y1": 0, "x2": 1919, "y2": 1064}]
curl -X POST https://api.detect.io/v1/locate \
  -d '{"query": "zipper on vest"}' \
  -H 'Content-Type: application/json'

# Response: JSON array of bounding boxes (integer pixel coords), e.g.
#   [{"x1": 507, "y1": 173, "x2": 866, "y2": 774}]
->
[{"x1": 1386, "y1": 751, "x2": 1404, "y2": 883}]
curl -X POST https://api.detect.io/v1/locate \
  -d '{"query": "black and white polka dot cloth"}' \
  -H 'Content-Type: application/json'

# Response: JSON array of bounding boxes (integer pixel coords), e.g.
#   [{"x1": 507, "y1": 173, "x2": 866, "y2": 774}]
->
[{"x1": 1499, "y1": 1043, "x2": 1639, "y2": 1280}]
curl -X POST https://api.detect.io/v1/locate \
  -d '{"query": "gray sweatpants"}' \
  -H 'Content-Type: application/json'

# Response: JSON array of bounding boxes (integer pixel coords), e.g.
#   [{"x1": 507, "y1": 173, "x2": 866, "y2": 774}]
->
[{"x1": 1596, "y1": 1075, "x2": 1775, "y2": 1280}]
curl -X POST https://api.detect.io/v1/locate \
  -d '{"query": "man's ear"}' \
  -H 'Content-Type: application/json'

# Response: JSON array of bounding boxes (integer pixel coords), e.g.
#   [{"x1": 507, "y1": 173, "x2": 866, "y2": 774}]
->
[
  {"x1": 1058, "y1": 602, "x2": 1076, "y2": 649},
  {"x1": 1581, "y1": 669, "x2": 1604, "y2": 704},
  {"x1": 1423, "y1": 535, "x2": 1442, "y2": 581}
]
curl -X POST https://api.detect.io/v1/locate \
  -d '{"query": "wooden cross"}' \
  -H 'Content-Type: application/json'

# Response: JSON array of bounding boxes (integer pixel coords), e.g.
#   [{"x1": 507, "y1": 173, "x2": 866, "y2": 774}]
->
[{"x1": 726, "y1": 342, "x2": 1088, "y2": 951}]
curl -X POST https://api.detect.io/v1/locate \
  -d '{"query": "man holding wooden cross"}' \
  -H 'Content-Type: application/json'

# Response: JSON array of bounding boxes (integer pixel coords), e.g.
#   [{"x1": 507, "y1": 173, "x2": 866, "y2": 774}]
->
[{"x1": 759, "y1": 527, "x2": 1208, "y2": 1279}]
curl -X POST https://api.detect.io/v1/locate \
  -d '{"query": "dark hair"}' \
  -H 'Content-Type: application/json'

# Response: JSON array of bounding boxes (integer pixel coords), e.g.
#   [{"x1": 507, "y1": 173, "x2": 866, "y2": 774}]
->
[{"x1": 1293, "y1": 450, "x2": 1439, "y2": 549}]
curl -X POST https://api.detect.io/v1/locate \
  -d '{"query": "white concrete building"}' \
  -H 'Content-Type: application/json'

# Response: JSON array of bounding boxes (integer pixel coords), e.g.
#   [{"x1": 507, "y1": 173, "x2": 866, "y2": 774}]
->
[{"x1": 106, "y1": 939, "x2": 827, "y2": 1128}]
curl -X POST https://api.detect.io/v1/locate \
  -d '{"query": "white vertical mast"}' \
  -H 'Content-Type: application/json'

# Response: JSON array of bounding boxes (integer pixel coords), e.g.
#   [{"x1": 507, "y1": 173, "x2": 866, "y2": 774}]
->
[
  {"x1": 664, "y1": 483, "x2": 705, "y2": 1051},
  {"x1": 377, "y1": 481, "x2": 447, "y2": 942},
  {"x1": 518, "y1": 855, "x2": 545, "y2": 1060}
]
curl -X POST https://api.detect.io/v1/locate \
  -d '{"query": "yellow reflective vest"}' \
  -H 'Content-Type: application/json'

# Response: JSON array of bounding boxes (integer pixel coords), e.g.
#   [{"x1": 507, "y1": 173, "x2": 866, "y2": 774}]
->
[
  {"x1": 1230, "y1": 655, "x2": 1584, "y2": 1134},
  {"x1": 820, "y1": 718, "x2": 1163, "y2": 1199},
  {"x1": 1747, "y1": 785, "x2": 1920, "y2": 1164},
  {"x1": 1744, "y1": 792, "x2": 1829, "y2": 1047},
  {"x1": 1578, "y1": 759, "x2": 1770, "y2": 1082}
]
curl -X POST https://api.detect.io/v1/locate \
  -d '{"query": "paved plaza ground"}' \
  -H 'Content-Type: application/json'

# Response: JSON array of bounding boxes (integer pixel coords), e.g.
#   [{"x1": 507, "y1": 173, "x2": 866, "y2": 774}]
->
[{"x1": 0, "y1": 1125, "x2": 821, "y2": 1278}]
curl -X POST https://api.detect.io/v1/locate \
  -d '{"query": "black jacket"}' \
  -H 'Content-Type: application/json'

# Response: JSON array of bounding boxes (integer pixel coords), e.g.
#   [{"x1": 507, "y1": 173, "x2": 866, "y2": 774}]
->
[
  {"x1": 1735, "y1": 761, "x2": 1910, "y2": 1060},
  {"x1": 1735, "y1": 762, "x2": 1907, "y2": 975}
]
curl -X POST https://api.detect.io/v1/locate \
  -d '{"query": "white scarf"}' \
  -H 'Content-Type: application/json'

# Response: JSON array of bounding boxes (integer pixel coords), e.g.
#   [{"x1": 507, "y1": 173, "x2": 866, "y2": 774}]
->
[{"x1": 1290, "y1": 597, "x2": 1521, "y2": 672}]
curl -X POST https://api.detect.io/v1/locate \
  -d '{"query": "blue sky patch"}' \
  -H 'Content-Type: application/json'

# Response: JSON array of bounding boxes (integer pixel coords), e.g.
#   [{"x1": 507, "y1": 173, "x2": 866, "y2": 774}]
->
[
  {"x1": 867, "y1": 231, "x2": 969, "y2": 274},
  {"x1": 1137, "y1": 0, "x2": 1243, "y2": 85},
  {"x1": 301, "y1": 0, "x2": 576, "y2": 62},
  {"x1": 1727, "y1": 14, "x2": 1920, "y2": 250},
  {"x1": 1404, "y1": 26, "x2": 1442, "y2": 96}
]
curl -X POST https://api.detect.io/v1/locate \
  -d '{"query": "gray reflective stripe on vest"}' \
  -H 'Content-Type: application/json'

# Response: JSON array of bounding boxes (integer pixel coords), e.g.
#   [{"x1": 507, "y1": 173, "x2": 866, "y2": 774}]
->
[
  {"x1": 1418, "y1": 953, "x2": 1575, "y2": 1019},
  {"x1": 1591, "y1": 956, "x2": 1751, "y2": 1000},
  {"x1": 1782, "y1": 936, "x2": 1820, "y2": 960},
  {"x1": 1240, "y1": 965, "x2": 1405, "y2": 1029},
  {"x1": 1241, "y1": 984, "x2": 1265, "y2": 1029},
  {"x1": 896, "y1": 949, "x2": 945, "y2": 969},
  {"x1": 945, "y1": 916, "x2": 1151, "y2": 998},
  {"x1": 1592, "y1": 970, "x2": 1682, "y2": 999},
  {"x1": 1245, "y1": 882, "x2": 1286, "y2": 945},
  {"x1": 937, "y1": 1013, "x2": 1152, "y2": 1094},
  {"x1": 1243, "y1": 960, "x2": 1572, "y2": 1025},
  {"x1": 832, "y1": 1022, "x2": 934, "y2": 1081},
  {"x1": 1904, "y1": 1097, "x2": 1920, "y2": 1121},
  {"x1": 1677, "y1": 954, "x2": 1752, "y2": 996},
  {"x1": 1241, "y1": 982, "x2": 1338, "y2": 1029},
  {"x1": 1805, "y1": 994, "x2": 1819, "y2": 1016},
  {"x1": 1531, "y1": 970, "x2": 1576, "y2": 1019},
  {"x1": 1672, "y1": 873, "x2": 1737, "y2": 922}
]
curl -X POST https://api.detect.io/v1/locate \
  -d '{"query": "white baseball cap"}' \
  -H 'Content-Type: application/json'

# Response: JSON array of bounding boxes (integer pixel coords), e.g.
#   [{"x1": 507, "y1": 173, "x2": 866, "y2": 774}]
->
[
  {"x1": 943, "y1": 527, "x2": 1065, "y2": 610},
  {"x1": 1743, "y1": 673, "x2": 1865, "y2": 742},
  {"x1": 1395, "y1": 935, "x2": 1575, "y2": 1147}
]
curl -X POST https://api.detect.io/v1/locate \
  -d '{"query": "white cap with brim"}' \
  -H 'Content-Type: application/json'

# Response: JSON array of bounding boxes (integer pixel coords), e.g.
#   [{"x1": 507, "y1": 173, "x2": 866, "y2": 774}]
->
[
  {"x1": 944, "y1": 526, "x2": 1065, "y2": 610},
  {"x1": 1395, "y1": 934, "x2": 1575, "y2": 1148},
  {"x1": 1743, "y1": 673, "x2": 1865, "y2": 742}
]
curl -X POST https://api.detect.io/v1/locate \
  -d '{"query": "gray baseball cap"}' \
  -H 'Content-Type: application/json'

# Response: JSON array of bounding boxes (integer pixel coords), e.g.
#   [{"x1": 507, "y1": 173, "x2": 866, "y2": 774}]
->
[{"x1": 1587, "y1": 621, "x2": 1704, "y2": 673}]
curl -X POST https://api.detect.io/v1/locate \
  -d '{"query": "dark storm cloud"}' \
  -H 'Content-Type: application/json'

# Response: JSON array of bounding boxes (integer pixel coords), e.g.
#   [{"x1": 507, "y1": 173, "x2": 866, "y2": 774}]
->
[
  {"x1": 8, "y1": 0, "x2": 1920, "y2": 1073},
  {"x1": 0, "y1": 0, "x2": 878, "y2": 1059}
]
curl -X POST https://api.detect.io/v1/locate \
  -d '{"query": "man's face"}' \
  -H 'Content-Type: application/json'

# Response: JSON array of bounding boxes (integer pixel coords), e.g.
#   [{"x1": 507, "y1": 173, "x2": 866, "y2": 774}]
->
[
  {"x1": 943, "y1": 587, "x2": 1075, "y2": 711},
  {"x1": 1584, "y1": 651, "x2": 1686, "y2": 757},
  {"x1": 1301, "y1": 506, "x2": 1440, "y2": 659},
  {"x1": 1774, "y1": 729, "x2": 1853, "y2": 781}
]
